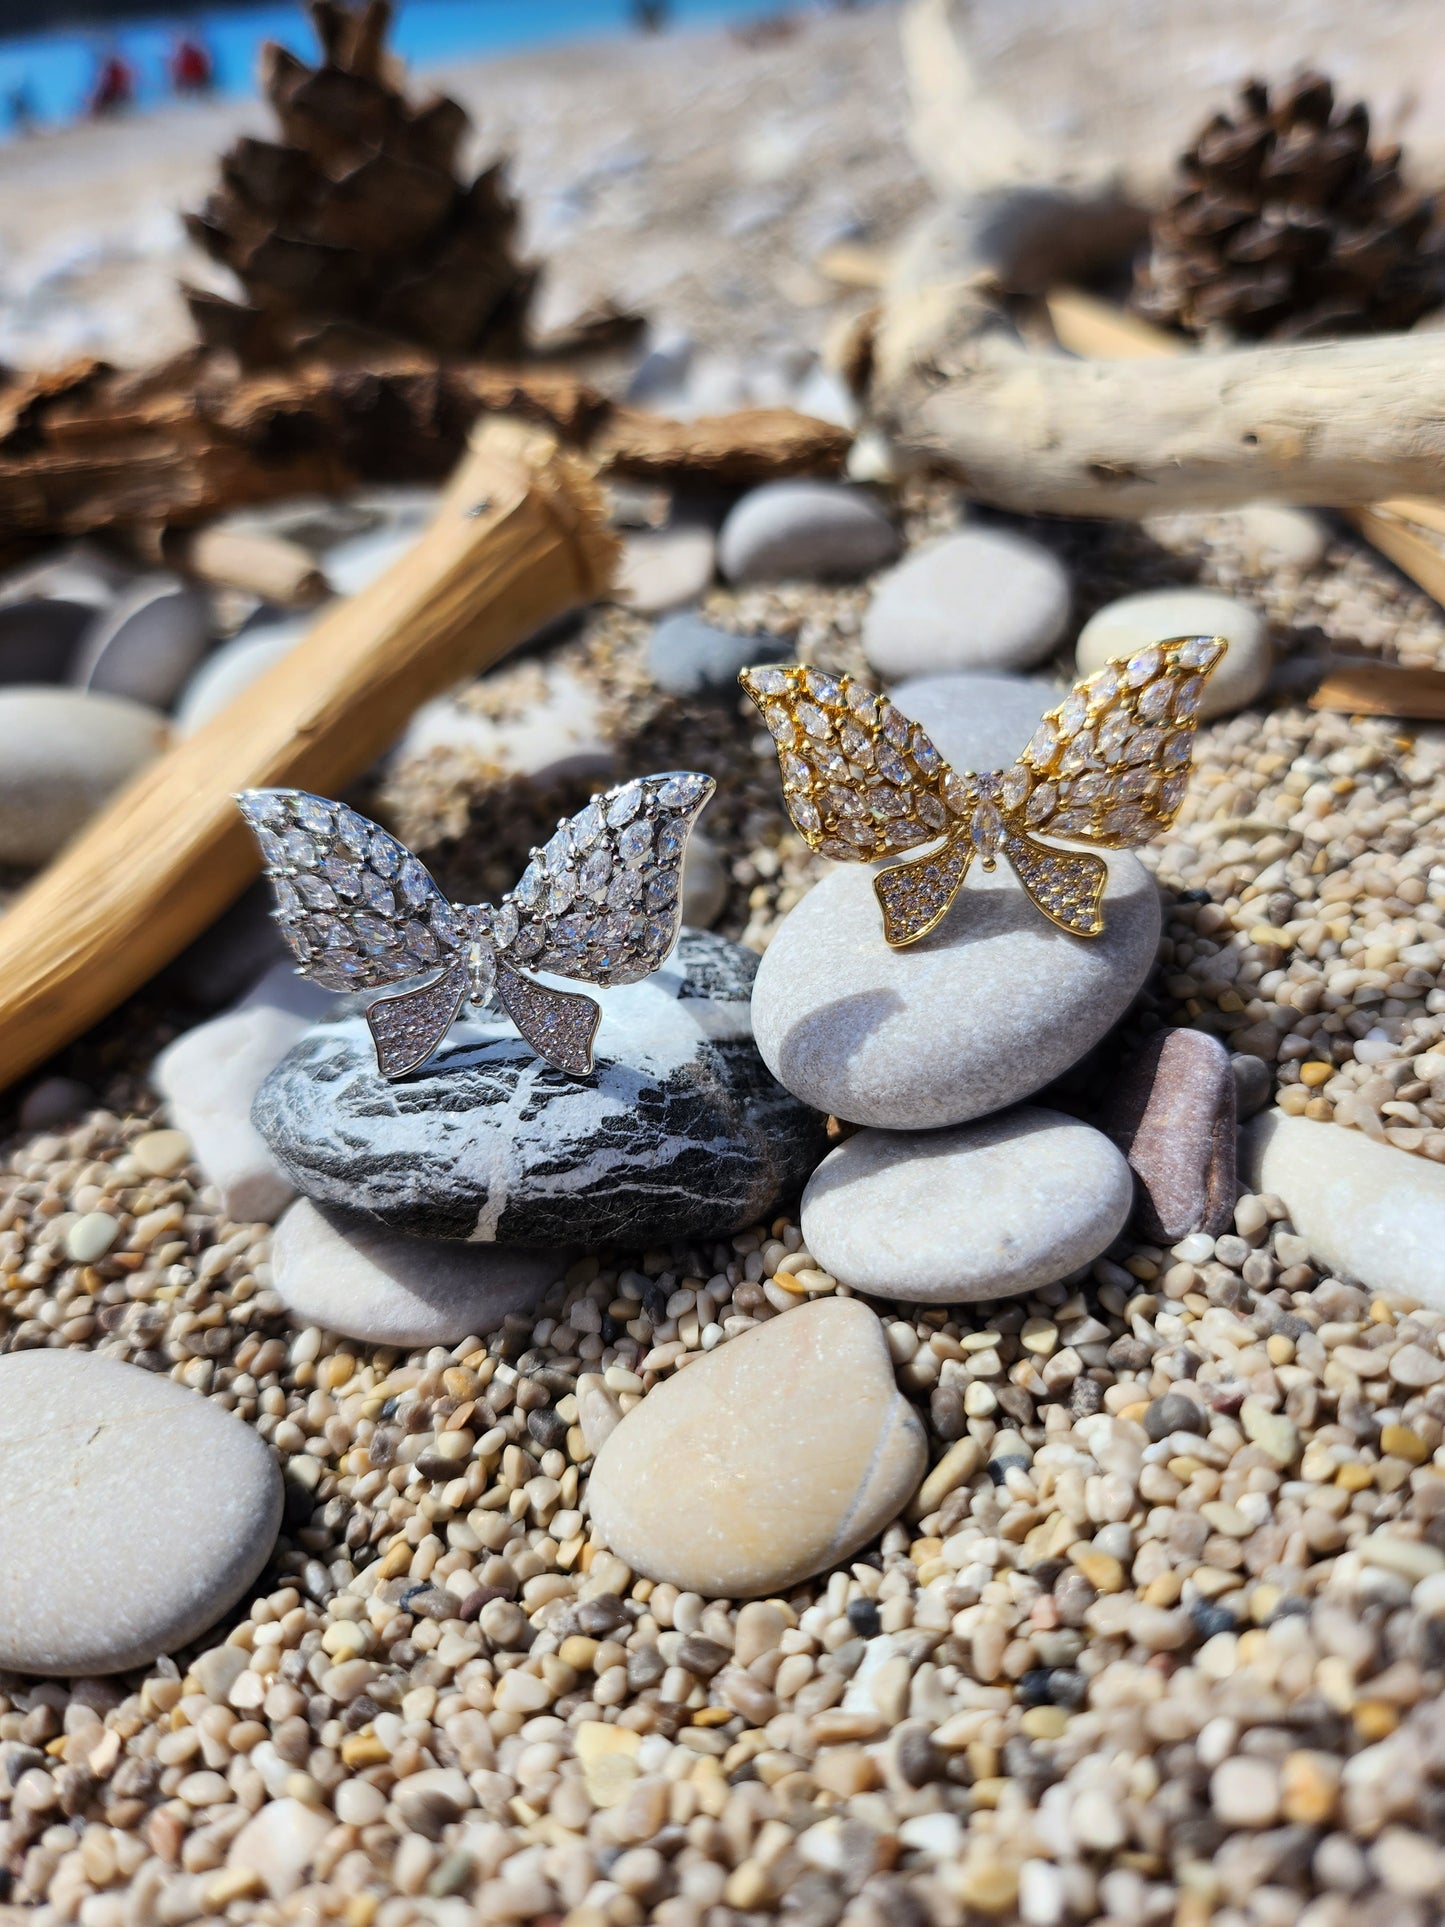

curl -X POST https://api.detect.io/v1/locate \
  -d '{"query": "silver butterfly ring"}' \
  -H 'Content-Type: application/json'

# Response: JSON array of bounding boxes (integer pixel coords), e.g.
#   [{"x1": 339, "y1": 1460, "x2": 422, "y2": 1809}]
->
[{"x1": 237, "y1": 772, "x2": 717, "y2": 1080}]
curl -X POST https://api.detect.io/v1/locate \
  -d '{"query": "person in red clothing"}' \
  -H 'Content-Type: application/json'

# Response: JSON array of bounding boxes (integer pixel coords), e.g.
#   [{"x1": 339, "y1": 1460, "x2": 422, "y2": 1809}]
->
[
  {"x1": 88, "y1": 46, "x2": 135, "y2": 116},
  {"x1": 170, "y1": 33, "x2": 215, "y2": 96}
]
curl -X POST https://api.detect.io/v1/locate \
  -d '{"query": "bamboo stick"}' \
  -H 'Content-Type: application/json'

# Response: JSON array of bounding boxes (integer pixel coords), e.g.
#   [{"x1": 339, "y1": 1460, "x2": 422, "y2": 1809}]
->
[
  {"x1": 1310, "y1": 661, "x2": 1445, "y2": 722},
  {"x1": 0, "y1": 419, "x2": 618, "y2": 1094}
]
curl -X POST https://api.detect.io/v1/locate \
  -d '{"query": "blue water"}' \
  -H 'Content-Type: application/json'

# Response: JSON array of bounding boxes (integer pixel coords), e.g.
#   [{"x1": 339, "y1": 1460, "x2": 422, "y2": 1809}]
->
[{"x1": 0, "y1": 0, "x2": 796, "y2": 131}]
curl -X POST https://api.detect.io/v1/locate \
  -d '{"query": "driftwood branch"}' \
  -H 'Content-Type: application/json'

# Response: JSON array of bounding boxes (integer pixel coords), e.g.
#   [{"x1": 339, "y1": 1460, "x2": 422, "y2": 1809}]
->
[
  {"x1": 880, "y1": 324, "x2": 1445, "y2": 516},
  {"x1": 0, "y1": 419, "x2": 617, "y2": 1095}
]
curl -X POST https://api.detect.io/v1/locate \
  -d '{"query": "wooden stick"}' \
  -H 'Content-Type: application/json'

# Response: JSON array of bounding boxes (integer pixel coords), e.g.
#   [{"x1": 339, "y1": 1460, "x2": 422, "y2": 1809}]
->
[
  {"x1": 172, "y1": 527, "x2": 331, "y2": 606},
  {"x1": 1310, "y1": 661, "x2": 1445, "y2": 722},
  {"x1": 0, "y1": 419, "x2": 618, "y2": 1094}
]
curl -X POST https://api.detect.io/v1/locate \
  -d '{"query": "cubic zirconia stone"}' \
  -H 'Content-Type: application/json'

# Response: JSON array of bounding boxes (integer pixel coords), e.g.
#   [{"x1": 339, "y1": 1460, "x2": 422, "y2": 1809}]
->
[
  {"x1": 273, "y1": 878, "x2": 304, "y2": 920},
  {"x1": 804, "y1": 671, "x2": 843, "y2": 703},
  {"x1": 1126, "y1": 647, "x2": 1161, "y2": 686},
  {"x1": 792, "y1": 797, "x2": 821, "y2": 835},
  {"x1": 1175, "y1": 677, "x2": 1205, "y2": 717},
  {"x1": 492, "y1": 902, "x2": 519, "y2": 948},
  {"x1": 515, "y1": 865, "x2": 544, "y2": 911},
  {"x1": 1162, "y1": 733, "x2": 1192, "y2": 768},
  {"x1": 942, "y1": 772, "x2": 971, "y2": 817},
  {"x1": 548, "y1": 875, "x2": 575, "y2": 916},
  {"x1": 838, "y1": 722, "x2": 873, "y2": 764},
  {"x1": 780, "y1": 750, "x2": 810, "y2": 788},
  {"x1": 1138, "y1": 679, "x2": 1174, "y2": 721},
  {"x1": 606, "y1": 786, "x2": 641, "y2": 828},
  {"x1": 764, "y1": 706, "x2": 796, "y2": 746},
  {"x1": 619, "y1": 819, "x2": 653, "y2": 866},
  {"x1": 847, "y1": 684, "x2": 878, "y2": 723},
  {"x1": 281, "y1": 830, "x2": 317, "y2": 869},
  {"x1": 578, "y1": 846, "x2": 612, "y2": 895},
  {"x1": 368, "y1": 835, "x2": 401, "y2": 879},
  {"x1": 1028, "y1": 721, "x2": 1058, "y2": 767},
  {"x1": 1025, "y1": 782, "x2": 1057, "y2": 824},
  {"x1": 1001, "y1": 764, "x2": 1031, "y2": 810},
  {"x1": 747, "y1": 667, "x2": 789, "y2": 696},
  {"x1": 511, "y1": 922, "x2": 544, "y2": 959},
  {"x1": 645, "y1": 871, "x2": 678, "y2": 909},
  {"x1": 656, "y1": 821, "x2": 685, "y2": 864},
  {"x1": 1178, "y1": 636, "x2": 1222, "y2": 668},
  {"x1": 658, "y1": 774, "x2": 709, "y2": 810},
  {"x1": 1159, "y1": 775, "x2": 1188, "y2": 813},
  {"x1": 362, "y1": 873, "x2": 395, "y2": 916},
  {"x1": 910, "y1": 729, "x2": 942, "y2": 776},
  {"x1": 795, "y1": 700, "x2": 832, "y2": 741},
  {"x1": 880, "y1": 705, "x2": 911, "y2": 748},
  {"x1": 1058, "y1": 692, "x2": 1088, "y2": 738},
  {"x1": 297, "y1": 874, "x2": 337, "y2": 909},
  {"x1": 916, "y1": 794, "x2": 948, "y2": 830},
  {"x1": 292, "y1": 797, "x2": 333, "y2": 836},
  {"x1": 607, "y1": 868, "x2": 642, "y2": 910},
  {"x1": 1088, "y1": 666, "x2": 1121, "y2": 705}
]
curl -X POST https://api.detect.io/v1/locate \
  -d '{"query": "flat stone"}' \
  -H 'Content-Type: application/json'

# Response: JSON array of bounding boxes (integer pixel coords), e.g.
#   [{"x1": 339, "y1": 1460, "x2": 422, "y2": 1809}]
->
[
  {"x1": 751, "y1": 856, "x2": 1160, "y2": 1129},
  {"x1": 588, "y1": 1297, "x2": 925, "y2": 1596},
  {"x1": 615, "y1": 522, "x2": 716, "y2": 614},
  {"x1": 0, "y1": 597, "x2": 92, "y2": 683},
  {"x1": 863, "y1": 529, "x2": 1070, "y2": 677},
  {"x1": 153, "y1": 963, "x2": 334, "y2": 1224},
  {"x1": 800, "y1": 1107, "x2": 1132, "y2": 1302},
  {"x1": 1246, "y1": 1114, "x2": 1445, "y2": 1308},
  {"x1": 270, "y1": 1199, "x2": 562, "y2": 1345},
  {"x1": 887, "y1": 673, "x2": 1063, "y2": 777},
  {"x1": 719, "y1": 482, "x2": 899, "y2": 584},
  {"x1": 71, "y1": 574, "x2": 214, "y2": 709},
  {"x1": 0, "y1": 1351, "x2": 281, "y2": 1675},
  {"x1": 1098, "y1": 1028, "x2": 1237, "y2": 1241},
  {"x1": 254, "y1": 931, "x2": 826, "y2": 1246},
  {"x1": 1076, "y1": 589, "x2": 1269, "y2": 720},
  {"x1": 174, "y1": 620, "x2": 310, "y2": 735},
  {"x1": 0, "y1": 687, "x2": 168, "y2": 866},
  {"x1": 647, "y1": 612, "x2": 789, "y2": 699}
]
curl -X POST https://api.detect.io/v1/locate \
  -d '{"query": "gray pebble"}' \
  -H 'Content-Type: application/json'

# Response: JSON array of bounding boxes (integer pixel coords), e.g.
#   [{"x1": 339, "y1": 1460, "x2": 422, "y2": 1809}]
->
[
  {"x1": 270, "y1": 1198, "x2": 563, "y2": 1346},
  {"x1": 888, "y1": 672, "x2": 1064, "y2": 778},
  {"x1": 0, "y1": 598, "x2": 92, "y2": 684},
  {"x1": 174, "y1": 620, "x2": 310, "y2": 736},
  {"x1": 800, "y1": 1107, "x2": 1133, "y2": 1302},
  {"x1": 647, "y1": 612, "x2": 788, "y2": 699},
  {"x1": 1231, "y1": 1052, "x2": 1273, "y2": 1120},
  {"x1": 17, "y1": 1076, "x2": 93, "y2": 1131},
  {"x1": 71, "y1": 575, "x2": 214, "y2": 709},
  {"x1": 1144, "y1": 1393, "x2": 1208, "y2": 1442},
  {"x1": 751, "y1": 856, "x2": 1160, "y2": 1129},
  {"x1": 0, "y1": 687, "x2": 168, "y2": 865},
  {"x1": 719, "y1": 482, "x2": 899, "y2": 584},
  {"x1": 863, "y1": 529, "x2": 1070, "y2": 677},
  {"x1": 615, "y1": 522, "x2": 716, "y2": 614},
  {"x1": 0, "y1": 1350, "x2": 281, "y2": 1674}
]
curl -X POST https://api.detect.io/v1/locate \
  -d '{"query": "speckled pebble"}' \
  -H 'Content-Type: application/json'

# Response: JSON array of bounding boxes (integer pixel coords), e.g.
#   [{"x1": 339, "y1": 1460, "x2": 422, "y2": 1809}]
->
[{"x1": 588, "y1": 1297, "x2": 925, "y2": 1595}]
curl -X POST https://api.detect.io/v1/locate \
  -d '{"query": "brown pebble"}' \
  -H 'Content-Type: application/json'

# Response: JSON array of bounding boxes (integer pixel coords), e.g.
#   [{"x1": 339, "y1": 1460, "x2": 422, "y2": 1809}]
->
[{"x1": 1099, "y1": 1028, "x2": 1237, "y2": 1241}]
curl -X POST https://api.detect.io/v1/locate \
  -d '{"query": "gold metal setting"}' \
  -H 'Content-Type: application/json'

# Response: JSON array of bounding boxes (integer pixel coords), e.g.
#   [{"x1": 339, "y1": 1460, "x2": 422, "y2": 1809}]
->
[{"x1": 740, "y1": 636, "x2": 1226, "y2": 946}]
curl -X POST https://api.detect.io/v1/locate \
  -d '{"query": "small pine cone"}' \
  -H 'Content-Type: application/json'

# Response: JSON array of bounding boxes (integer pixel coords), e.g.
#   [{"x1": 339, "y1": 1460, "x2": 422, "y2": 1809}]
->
[{"x1": 1132, "y1": 70, "x2": 1445, "y2": 339}]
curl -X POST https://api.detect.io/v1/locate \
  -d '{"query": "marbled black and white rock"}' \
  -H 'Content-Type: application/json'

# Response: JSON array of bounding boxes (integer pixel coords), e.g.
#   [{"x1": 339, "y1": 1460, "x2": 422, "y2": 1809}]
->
[{"x1": 253, "y1": 931, "x2": 826, "y2": 1246}]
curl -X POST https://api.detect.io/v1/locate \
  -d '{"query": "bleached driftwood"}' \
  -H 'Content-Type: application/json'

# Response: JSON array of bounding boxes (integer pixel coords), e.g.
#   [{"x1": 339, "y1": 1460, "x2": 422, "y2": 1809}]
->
[{"x1": 880, "y1": 323, "x2": 1445, "y2": 517}]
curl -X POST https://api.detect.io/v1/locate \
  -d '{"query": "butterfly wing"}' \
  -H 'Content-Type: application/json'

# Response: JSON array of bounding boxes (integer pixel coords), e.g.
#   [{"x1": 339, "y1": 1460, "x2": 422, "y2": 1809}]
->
[
  {"x1": 491, "y1": 772, "x2": 717, "y2": 990},
  {"x1": 738, "y1": 665, "x2": 957, "y2": 860},
  {"x1": 238, "y1": 788, "x2": 470, "y2": 994},
  {"x1": 994, "y1": 634, "x2": 1227, "y2": 935},
  {"x1": 494, "y1": 961, "x2": 602, "y2": 1077},
  {"x1": 366, "y1": 966, "x2": 469, "y2": 1079}
]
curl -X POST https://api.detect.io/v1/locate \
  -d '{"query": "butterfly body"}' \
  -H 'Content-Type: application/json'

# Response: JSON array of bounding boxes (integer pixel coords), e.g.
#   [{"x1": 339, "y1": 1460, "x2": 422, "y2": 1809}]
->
[
  {"x1": 238, "y1": 771, "x2": 716, "y2": 1079},
  {"x1": 740, "y1": 637, "x2": 1225, "y2": 946}
]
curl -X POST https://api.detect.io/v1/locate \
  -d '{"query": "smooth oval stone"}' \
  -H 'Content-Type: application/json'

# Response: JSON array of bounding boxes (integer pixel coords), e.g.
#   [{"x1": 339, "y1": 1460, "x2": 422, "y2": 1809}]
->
[
  {"x1": 863, "y1": 529, "x2": 1070, "y2": 677},
  {"x1": 0, "y1": 597, "x2": 92, "y2": 683},
  {"x1": 1076, "y1": 588, "x2": 1269, "y2": 719},
  {"x1": 647, "y1": 612, "x2": 788, "y2": 699},
  {"x1": 888, "y1": 672, "x2": 1062, "y2": 777},
  {"x1": 800, "y1": 1107, "x2": 1132, "y2": 1302},
  {"x1": 1245, "y1": 1114, "x2": 1445, "y2": 1308},
  {"x1": 271, "y1": 1199, "x2": 563, "y2": 1345},
  {"x1": 254, "y1": 931, "x2": 826, "y2": 1246},
  {"x1": 0, "y1": 687, "x2": 168, "y2": 865},
  {"x1": 1226, "y1": 504, "x2": 1328, "y2": 569},
  {"x1": 1098, "y1": 1028, "x2": 1236, "y2": 1241},
  {"x1": 719, "y1": 481, "x2": 899, "y2": 584},
  {"x1": 72, "y1": 575, "x2": 214, "y2": 708},
  {"x1": 615, "y1": 523, "x2": 717, "y2": 614},
  {"x1": 752, "y1": 856, "x2": 1160, "y2": 1129},
  {"x1": 588, "y1": 1297, "x2": 925, "y2": 1596},
  {"x1": 175, "y1": 620, "x2": 310, "y2": 735},
  {"x1": 0, "y1": 1351, "x2": 282, "y2": 1674}
]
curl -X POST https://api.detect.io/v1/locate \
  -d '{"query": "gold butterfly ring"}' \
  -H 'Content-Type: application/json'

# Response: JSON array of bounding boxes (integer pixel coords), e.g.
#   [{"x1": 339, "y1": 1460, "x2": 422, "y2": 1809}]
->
[
  {"x1": 740, "y1": 637, "x2": 1226, "y2": 946},
  {"x1": 238, "y1": 773, "x2": 716, "y2": 1080}
]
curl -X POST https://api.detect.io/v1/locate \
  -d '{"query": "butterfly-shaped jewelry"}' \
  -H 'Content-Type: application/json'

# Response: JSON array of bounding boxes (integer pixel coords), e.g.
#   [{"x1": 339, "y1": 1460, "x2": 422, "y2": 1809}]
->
[
  {"x1": 740, "y1": 635, "x2": 1225, "y2": 946},
  {"x1": 237, "y1": 772, "x2": 716, "y2": 1079}
]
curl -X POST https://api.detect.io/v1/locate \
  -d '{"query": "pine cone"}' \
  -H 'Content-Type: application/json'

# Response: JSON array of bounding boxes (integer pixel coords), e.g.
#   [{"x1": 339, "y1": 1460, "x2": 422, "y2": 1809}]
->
[
  {"x1": 183, "y1": 0, "x2": 537, "y2": 365},
  {"x1": 1132, "y1": 72, "x2": 1445, "y2": 340}
]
